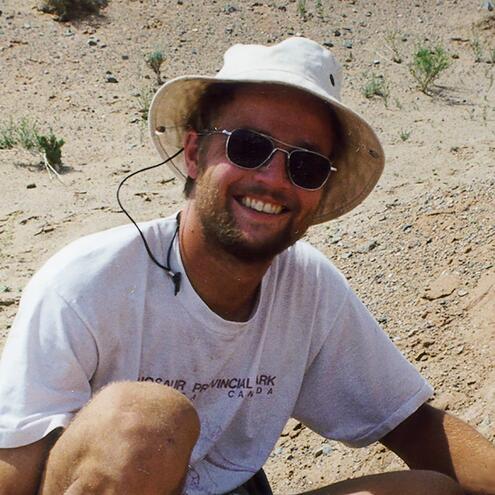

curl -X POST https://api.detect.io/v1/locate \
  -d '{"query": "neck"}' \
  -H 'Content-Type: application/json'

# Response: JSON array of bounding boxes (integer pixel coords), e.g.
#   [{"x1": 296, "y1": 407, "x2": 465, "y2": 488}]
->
[{"x1": 178, "y1": 204, "x2": 273, "y2": 322}]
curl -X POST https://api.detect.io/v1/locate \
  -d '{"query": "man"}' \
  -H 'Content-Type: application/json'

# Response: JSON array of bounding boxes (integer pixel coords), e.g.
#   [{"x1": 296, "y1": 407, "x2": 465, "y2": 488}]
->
[{"x1": 0, "y1": 37, "x2": 493, "y2": 495}]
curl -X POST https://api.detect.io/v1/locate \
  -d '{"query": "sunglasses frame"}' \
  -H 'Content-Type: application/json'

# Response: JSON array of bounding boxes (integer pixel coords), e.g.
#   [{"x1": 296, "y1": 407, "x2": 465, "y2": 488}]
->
[{"x1": 199, "y1": 128, "x2": 337, "y2": 191}]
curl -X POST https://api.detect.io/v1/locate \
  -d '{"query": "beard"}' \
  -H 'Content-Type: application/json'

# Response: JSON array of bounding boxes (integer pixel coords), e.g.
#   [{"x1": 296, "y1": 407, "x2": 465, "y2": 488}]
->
[{"x1": 193, "y1": 172, "x2": 314, "y2": 264}]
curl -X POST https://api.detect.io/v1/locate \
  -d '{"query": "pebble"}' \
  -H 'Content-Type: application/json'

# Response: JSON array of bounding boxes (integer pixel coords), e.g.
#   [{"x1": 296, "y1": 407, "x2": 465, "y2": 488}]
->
[
  {"x1": 224, "y1": 5, "x2": 238, "y2": 14},
  {"x1": 26, "y1": 183, "x2": 36, "y2": 189},
  {"x1": 358, "y1": 240, "x2": 379, "y2": 253},
  {"x1": 313, "y1": 445, "x2": 332, "y2": 457},
  {"x1": 343, "y1": 40, "x2": 353, "y2": 49},
  {"x1": 105, "y1": 72, "x2": 118, "y2": 83}
]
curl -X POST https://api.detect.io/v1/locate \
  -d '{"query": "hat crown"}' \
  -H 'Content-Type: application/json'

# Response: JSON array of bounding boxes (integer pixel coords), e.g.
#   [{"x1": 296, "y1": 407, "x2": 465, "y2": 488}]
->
[{"x1": 216, "y1": 37, "x2": 343, "y2": 102}]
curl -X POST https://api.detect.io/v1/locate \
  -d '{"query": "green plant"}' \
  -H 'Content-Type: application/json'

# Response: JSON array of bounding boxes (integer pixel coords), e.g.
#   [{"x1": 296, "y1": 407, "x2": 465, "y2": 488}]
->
[
  {"x1": 399, "y1": 130, "x2": 411, "y2": 142},
  {"x1": 36, "y1": 131, "x2": 65, "y2": 169},
  {"x1": 471, "y1": 36, "x2": 484, "y2": 63},
  {"x1": 145, "y1": 50, "x2": 165, "y2": 85},
  {"x1": 136, "y1": 86, "x2": 155, "y2": 122},
  {"x1": 0, "y1": 119, "x2": 17, "y2": 150},
  {"x1": 0, "y1": 118, "x2": 65, "y2": 174},
  {"x1": 297, "y1": 0, "x2": 307, "y2": 17},
  {"x1": 16, "y1": 118, "x2": 39, "y2": 151},
  {"x1": 384, "y1": 31, "x2": 403, "y2": 64},
  {"x1": 362, "y1": 73, "x2": 389, "y2": 103},
  {"x1": 315, "y1": 0, "x2": 323, "y2": 17},
  {"x1": 409, "y1": 44, "x2": 450, "y2": 94},
  {"x1": 39, "y1": 0, "x2": 108, "y2": 21}
]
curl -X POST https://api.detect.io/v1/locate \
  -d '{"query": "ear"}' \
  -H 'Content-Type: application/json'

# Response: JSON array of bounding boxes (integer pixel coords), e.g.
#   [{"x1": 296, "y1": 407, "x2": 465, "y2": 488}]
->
[{"x1": 183, "y1": 130, "x2": 201, "y2": 180}]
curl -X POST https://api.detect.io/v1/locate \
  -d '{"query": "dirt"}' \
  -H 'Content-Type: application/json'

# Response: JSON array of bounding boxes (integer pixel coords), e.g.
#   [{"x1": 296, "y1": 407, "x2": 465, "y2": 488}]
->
[{"x1": 0, "y1": 1, "x2": 494, "y2": 493}]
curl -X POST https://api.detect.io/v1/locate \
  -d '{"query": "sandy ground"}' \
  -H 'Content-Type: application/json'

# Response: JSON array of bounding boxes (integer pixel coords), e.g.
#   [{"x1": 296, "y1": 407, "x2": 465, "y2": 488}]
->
[{"x1": 0, "y1": 1, "x2": 494, "y2": 493}]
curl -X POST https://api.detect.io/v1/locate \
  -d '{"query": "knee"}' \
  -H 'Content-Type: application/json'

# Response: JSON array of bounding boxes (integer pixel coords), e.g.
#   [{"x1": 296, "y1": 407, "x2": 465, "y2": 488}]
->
[
  {"x1": 88, "y1": 381, "x2": 200, "y2": 453},
  {"x1": 46, "y1": 382, "x2": 200, "y2": 493}
]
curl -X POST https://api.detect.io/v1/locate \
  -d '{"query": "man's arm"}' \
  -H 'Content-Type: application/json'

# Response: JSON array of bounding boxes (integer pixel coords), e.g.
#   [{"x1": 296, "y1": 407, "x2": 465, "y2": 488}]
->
[
  {"x1": 0, "y1": 430, "x2": 60, "y2": 495},
  {"x1": 381, "y1": 403, "x2": 495, "y2": 495}
]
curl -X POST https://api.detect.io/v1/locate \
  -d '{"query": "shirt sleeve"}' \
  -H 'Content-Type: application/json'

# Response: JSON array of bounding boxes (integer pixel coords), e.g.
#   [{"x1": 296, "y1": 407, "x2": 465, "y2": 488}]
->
[
  {"x1": 0, "y1": 279, "x2": 98, "y2": 448},
  {"x1": 292, "y1": 286, "x2": 433, "y2": 447}
]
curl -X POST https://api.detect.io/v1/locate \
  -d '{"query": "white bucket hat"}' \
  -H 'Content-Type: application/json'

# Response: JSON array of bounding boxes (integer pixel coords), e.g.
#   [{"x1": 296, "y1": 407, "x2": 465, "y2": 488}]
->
[{"x1": 149, "y1": 37, "x2": 384, "y2": 224}]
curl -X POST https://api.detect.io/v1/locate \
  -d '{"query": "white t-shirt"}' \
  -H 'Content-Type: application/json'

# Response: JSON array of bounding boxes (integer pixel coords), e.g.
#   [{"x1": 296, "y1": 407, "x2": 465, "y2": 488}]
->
[{"x1": 0, "y1": 215, "x2": 432, "y2": 494}]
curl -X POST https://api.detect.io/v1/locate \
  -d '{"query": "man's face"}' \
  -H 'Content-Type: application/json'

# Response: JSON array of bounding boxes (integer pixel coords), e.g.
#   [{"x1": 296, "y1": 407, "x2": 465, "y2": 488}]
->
[{"x1": 187, "y1": 84, "x2": 336, "y2": 263}]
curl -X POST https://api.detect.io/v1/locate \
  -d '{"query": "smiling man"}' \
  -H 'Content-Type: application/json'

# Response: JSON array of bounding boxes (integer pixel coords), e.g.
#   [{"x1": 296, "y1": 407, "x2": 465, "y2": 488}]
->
[{"x1": 0, "y1": 38, "x2": 494, "y2": 495}]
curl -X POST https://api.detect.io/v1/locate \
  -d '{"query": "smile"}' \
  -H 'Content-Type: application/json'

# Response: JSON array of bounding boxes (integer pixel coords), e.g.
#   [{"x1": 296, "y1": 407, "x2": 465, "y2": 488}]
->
[{"x1": 240, "y1": 196, "x2": 285, "y2": 215}]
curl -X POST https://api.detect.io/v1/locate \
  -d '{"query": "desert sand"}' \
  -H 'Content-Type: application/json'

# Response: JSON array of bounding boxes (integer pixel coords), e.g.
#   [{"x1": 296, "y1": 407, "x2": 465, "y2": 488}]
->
[{"x1": 0, "y1": 1, "x2": 494, "y2": 493}]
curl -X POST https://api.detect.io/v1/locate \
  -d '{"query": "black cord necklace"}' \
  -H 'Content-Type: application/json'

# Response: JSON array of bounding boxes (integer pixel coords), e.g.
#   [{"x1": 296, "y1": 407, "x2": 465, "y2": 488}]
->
[{"x1": 116, "y1": 149, "x2": 184, "y2": 295}]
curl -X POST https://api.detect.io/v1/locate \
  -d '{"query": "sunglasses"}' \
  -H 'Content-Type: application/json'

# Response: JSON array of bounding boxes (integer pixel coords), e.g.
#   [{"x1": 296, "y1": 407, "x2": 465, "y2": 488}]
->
[{"x1": 200, "y1": 128, "x2": 336, "y2": 190}]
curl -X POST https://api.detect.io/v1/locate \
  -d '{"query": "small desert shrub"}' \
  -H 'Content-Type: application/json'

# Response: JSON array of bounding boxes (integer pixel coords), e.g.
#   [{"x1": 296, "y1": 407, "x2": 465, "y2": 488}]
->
[
  {"x1": 0, "y1": 119, "x2": 17, "y2": 150},
  {"x1": 362, "y1": 73, "x2": 389, "y2": 103},
  {"x1": 297, "y1": 0, "x2": 307, "y2": 17},
  {"x1": 409, "y1": 44, "x2": 450, "y2": 94},
  {"x1": 136, "y1": 86, "x2": 155, "y2": 122},
  {"x1": 145, "y1": 50, "x2": 165, "y2": 86},
  {"x1": 0, "y1": 118, "x2": 65, "y2": 173},
  {"x1": 384, "y1": 31, "x2": 403, "y2": 64},
  {"x1": 39, "y1": 0, "x2": 108, "y2": 21},
  {"x1": 470, "y1": 36, "x2": 484, "y2": 63},
  {"x1": 399, "y1": 130, "x2": 411, "y2": 142}
]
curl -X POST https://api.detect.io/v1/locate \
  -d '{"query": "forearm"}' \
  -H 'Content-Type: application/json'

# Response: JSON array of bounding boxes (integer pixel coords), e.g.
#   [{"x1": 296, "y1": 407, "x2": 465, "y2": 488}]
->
[
  {"x1": 382, "y1": 404, "x2": 495, "y2": 495},
  {"x1": 432, "y1": 412, "x2": 495, "y2": 495},
  {"x1": 0, "y1": 431, "x2": 59, "y2": 495}
]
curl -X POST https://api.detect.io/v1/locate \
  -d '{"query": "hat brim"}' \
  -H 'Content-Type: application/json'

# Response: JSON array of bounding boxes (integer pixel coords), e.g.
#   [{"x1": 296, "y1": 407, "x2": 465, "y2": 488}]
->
[{"x1": 149, "y1": 76, "x2": 384, "y2": 224}]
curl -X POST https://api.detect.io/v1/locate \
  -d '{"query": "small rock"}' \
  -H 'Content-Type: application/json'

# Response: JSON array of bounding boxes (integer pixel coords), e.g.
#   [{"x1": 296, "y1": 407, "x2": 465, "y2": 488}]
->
[
  {"x1": 87, "y1": 37, "x2": 99, "y2": 46},
  {"x1": 334, "y1": 29, "x2": 341, "y2": 37},
  {"x1": 105, "y1": 72, "x2": 118, "y2": 83},
  {"x1": 26, "y1": 183, "x2": 36, "y2": 189},
  {"x1": 373, "y1": 59, "x2": 380, "y2": 65},
  {"x1": 64, "y1": 29, "x2": 74, "y2": 37},
  {"x1": 415, "y1": 351, "x2": 429, "y2": 361},
  {"x1": 457, "y1": 288, "x2": 468, "y2": 297},
  {"x1": 482, "y1": 0, "x2": 494, "y2": 11},
  {"x1": 323, "y1": 41, "x2": 334, "y2": 48},
  {"x1": 358, "y1": 240, "x2": 379, "y2": 253},
  {"x1": 122, "y1": 54, "x2": 129, "y2": 60},
  {"x1": 343, "y1": 40, "x2": 353, "y2": 49},
  {"x1": 423, "y1": 273, "x2": 460, "y2": 300}
]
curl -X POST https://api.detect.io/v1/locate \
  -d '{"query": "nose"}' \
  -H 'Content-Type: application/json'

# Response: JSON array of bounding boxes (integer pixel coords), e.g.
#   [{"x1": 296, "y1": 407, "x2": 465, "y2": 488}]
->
[{"x1": 253, "y1": 148, "x2": 290, "y2": 187}]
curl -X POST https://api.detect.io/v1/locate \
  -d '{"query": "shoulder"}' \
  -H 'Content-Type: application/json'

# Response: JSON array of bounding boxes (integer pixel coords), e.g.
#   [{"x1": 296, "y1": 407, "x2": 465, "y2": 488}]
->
[
  {"x1": 276, "y1": 240, "x2": 349, "y2": 291},
  {"x1": 26, "y1": 216, "x2": 177, "y2": 299}
]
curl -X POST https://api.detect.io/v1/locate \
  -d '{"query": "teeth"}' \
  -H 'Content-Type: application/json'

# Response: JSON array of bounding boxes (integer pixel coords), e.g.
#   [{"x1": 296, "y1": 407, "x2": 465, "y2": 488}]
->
[{"x1": 241, "y1": 196, "x2": 283, "y2": 215}]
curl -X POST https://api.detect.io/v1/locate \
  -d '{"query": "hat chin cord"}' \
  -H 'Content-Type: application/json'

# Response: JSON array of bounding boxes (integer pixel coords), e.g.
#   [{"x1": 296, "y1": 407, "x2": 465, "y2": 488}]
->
[{"x1": 116, "y1": 148, "x2": 184, "y2": 295}]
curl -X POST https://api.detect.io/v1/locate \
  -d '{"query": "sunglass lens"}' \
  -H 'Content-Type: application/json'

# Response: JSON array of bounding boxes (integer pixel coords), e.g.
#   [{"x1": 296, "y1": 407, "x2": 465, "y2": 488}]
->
[
  {"x1": 289, "y1": 150, "x2": 331, "y2": 190},
  {"x1": 227, "y1": 129, "x2": 273, "y2": 169}
]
